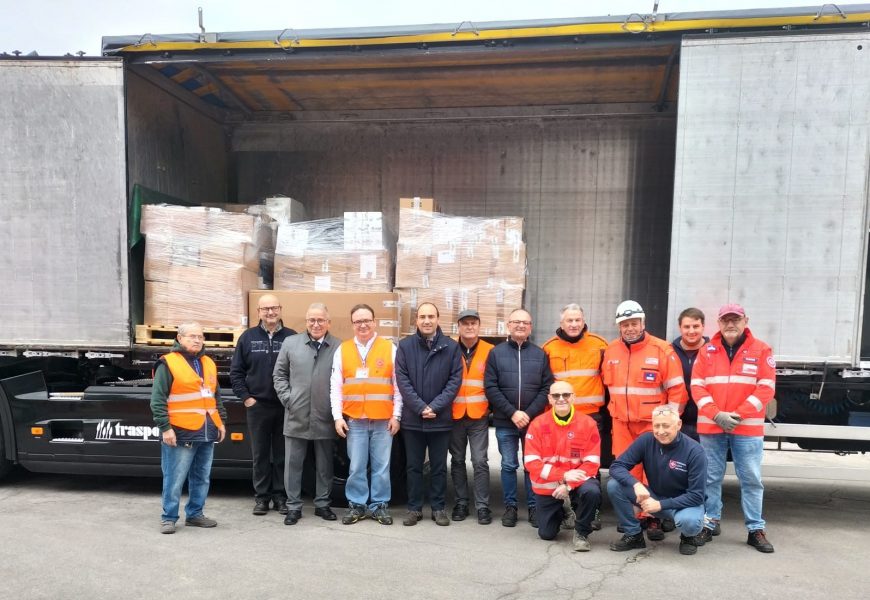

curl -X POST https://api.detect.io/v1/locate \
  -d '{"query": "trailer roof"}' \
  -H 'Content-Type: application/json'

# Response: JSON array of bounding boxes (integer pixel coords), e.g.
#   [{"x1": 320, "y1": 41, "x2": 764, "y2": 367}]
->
[{"x1": 101, "y1": 4, "x2": 870, "y2": 119}]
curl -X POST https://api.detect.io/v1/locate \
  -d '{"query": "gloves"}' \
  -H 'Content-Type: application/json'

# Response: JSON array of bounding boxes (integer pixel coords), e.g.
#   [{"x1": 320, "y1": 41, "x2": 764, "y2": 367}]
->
[{"x1": 713, "y1": 411, "x2": 741, "y2": 432}]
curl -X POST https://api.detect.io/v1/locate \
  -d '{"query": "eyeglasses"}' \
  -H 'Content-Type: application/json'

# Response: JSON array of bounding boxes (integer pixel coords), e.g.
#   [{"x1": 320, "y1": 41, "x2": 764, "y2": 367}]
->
[
  {"x1": 182, "y1": 334, "x2": 205, "y2": 341},
  {"x1": 306, "y1": 318, "x2": 328, "y2": 325},
  {"x1": 508, "y1": 320, "x2": 531, "y2": 326},
  {"x1": 549, "y1": 392, "x2": 573, "y2": 400},
  {"x1": 352, "y1": 319, "x2": 374, "y2": 326},
  {"x1": 652, "y1": 406, "x2": 677, "y2": 416},
  {"x1": 259, "y1": 306, "x2": 281, "y2": 312}
]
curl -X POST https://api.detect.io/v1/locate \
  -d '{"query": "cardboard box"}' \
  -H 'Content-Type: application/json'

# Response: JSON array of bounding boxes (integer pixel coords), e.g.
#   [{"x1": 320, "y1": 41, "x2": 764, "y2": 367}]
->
[
  {"x1": 144, "y1": 272, "x2": 254, "y2": 329},
  {"x1": 248, "y1": 291, "x2": 400, "y2": 341},
  {"x1": 399, "y1": 197, "x2": 438, "y2": 212},
  {"x1": 398, "y1": 198, "x2": 438, "y2": 240},
  {"x1": 395, "y1": 287, "x2": 459, "y2": 334},
  {"x1": 344, "y1": 212, "x2": 387, "y2": 250}
]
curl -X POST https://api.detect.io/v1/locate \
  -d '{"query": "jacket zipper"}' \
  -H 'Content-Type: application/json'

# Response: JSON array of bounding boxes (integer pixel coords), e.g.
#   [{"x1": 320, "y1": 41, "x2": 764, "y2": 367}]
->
[
  {"x1": 625, "y1": 345, "x2": 632, "y2": 422},
  {"x1": 517, "y1": 343, "x2": 523, "y2": 410}
]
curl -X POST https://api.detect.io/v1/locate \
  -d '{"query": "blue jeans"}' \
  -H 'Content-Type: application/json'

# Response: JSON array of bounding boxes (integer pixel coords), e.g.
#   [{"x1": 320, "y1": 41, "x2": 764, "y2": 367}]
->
[
  {"x1": 161, "y1": 441, "x2": 215, "y2": 522},
  {"x1": 346, "y1": 418, "x2": 393, "y2": 511},
  {"x1": 606, "y1": 477, "x2": 704, "y2": 537},
  {"x1": 699, "y1": 433, "x2": 765, "y2": 531},
  {"x1": 495, "y1": 426, "x2": 534, "y2": 509}
]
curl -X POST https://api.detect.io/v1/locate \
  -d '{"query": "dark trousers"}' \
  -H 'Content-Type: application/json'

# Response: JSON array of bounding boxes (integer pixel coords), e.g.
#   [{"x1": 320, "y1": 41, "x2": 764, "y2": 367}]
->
[
  {"x1": 246, "y1": 402, "x2": 286, "y2": 500},
  {"x1": 449, "y1": 417, "x2": 490, "y2": 509},
  {"x1": 285, "y1": 437, "x2": 334, "y2": 511},
  {"x1": 403, "y1": 429, "x2": 451, "y2": 512},
  {"x1": 536, "y1": 478, "x2": 601, "y2": 540}
]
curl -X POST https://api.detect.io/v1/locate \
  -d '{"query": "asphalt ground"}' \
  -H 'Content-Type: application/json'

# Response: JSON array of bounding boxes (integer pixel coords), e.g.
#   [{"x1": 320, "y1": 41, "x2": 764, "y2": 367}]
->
[{"x1": 0, "y1": 441, "x2": 868, "y2": 600}]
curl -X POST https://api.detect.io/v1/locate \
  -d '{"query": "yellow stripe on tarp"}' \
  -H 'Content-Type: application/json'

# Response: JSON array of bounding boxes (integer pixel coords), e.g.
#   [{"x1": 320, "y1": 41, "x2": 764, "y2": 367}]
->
[{"x1": 115, "y1": 13, "x2": 870, "y2": 53}]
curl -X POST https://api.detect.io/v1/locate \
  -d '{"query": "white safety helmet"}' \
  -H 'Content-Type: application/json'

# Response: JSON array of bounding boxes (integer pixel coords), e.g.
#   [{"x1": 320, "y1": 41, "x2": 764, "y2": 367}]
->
[{"x1": 615, "y1": 300, "x2": 645, "y2": 324}]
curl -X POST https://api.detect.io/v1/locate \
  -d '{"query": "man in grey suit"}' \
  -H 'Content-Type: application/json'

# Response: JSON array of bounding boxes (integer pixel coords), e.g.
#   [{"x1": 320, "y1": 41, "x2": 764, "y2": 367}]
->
[{"x1": 273, "y1": 303, "x2": 342, "y2": 525}]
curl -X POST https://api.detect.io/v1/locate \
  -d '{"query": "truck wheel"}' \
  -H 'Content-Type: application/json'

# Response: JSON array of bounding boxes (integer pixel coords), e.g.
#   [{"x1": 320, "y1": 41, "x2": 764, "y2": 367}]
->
[{"x1": 0, "y1": 422, "x2": 13, "y2": 480}]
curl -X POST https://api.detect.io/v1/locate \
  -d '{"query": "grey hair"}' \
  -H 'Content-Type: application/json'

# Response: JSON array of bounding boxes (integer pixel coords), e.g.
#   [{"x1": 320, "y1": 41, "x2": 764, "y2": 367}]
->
[
  {"x1": 177, "y1": 322, "x2": 202, "y2": 337},
  {"x1": 307, "y1": 302, "x2": 329, "y2": 317},
  {"x1": 560, "y1": 303, "x2": 585, "y2": 319}
]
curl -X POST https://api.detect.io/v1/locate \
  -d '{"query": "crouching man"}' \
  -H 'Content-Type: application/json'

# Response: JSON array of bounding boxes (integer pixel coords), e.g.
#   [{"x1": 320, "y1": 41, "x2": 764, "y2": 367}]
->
[
  {"x1": 607, "y1": 405, "x2": 707, "y2": 555},
  {"x1": 523, "y1": 381, "x2": 602, "y2": 552}
]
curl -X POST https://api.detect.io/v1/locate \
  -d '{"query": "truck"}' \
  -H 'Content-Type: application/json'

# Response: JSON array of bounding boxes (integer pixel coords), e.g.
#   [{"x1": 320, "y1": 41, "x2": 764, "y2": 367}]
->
[{"x1": 2, "y1": 4, "x2": 870, "y2": 484}]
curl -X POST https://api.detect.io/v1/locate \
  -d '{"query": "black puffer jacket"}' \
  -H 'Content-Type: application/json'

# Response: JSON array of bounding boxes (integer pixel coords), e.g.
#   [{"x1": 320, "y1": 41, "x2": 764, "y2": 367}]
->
[
  {"x1": 485, "y1": 338, "x2": 554, "y2": 428},
  {"x1": 396, "y1": 328, "x2": 463, "y2": 432}
]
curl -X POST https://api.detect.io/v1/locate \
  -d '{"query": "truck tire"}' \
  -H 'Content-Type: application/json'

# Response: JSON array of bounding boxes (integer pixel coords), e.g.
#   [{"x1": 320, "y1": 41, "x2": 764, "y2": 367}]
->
[{"x1": 0, "y1": 420, "x2": 13, "y2": 480}]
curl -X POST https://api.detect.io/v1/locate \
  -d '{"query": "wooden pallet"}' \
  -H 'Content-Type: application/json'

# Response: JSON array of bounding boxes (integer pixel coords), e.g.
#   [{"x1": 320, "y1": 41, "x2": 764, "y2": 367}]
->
[{"x1": 135, "y1": 324, "x2": 245, "y2": 348}]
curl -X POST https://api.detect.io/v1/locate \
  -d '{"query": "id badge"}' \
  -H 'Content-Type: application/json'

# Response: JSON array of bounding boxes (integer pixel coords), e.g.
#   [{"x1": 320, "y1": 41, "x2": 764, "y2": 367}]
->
[
  {"x1": 201, "y1": 386, "x2": 214, "y2": 398},
  {"x1": 356, "y1": 367, "x2": 369, "y2": 379}
]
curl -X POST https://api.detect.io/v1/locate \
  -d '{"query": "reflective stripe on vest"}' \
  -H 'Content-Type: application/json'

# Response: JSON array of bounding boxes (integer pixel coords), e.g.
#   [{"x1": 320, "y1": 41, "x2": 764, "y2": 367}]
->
[
  {"x1": 341, "y1": 337, "x2": 395, "y2": 420},
  {"x1": 453, "y1": 340, "x2": 493, "y2": 420},
  {"x1": 545, "y1": 337, "x2": 607, "y2": 415},
  {"x1": 164, "y1": 352, "x2": 222, "y2": 432}
]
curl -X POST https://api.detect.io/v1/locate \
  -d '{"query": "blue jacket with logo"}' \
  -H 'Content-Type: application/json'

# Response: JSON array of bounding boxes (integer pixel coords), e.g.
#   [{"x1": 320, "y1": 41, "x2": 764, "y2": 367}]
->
[{"x1": 230, "y1": 322, "x2": 296, "y2": 405}]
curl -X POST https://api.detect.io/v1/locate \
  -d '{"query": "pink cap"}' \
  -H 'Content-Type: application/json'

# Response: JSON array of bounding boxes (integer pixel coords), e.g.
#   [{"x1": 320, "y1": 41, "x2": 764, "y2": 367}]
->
[{"x1": 718, "y1": 303, "x2": 746, "y2": 318}]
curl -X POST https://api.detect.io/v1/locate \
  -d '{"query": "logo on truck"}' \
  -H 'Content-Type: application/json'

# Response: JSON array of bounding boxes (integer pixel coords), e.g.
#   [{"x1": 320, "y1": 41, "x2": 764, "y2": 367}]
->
[{"x1": 95, "y1": 420, "x2": 161, "y2": 442}]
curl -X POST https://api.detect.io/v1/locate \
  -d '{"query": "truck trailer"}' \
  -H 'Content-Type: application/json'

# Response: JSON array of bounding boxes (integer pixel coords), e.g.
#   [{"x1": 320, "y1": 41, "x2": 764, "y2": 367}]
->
[{"x1": 2, "y1": 4, "x2": 870, "y2": 483}]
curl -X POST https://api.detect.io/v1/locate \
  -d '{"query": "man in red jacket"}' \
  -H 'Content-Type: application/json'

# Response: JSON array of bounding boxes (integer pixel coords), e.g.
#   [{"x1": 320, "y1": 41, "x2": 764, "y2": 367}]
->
[
  {"x1": 524, "y1": 381, "x2": 602, "y2": 552},
  {"x1": 692, "y1": 304, "x2": 776, "y2": 553}
]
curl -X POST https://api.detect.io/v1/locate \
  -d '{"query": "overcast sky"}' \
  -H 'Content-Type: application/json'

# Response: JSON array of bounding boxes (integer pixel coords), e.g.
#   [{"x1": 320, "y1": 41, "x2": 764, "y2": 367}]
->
[{"x1": 2, "y1": 0, "x2": 818, "y2": 56}]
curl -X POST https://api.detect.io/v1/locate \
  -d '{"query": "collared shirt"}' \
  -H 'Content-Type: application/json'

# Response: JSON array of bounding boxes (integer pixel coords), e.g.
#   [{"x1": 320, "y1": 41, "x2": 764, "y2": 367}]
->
[
  {"x1": 259, "y1": 320, "x2": 284, "y2": 338},
  {"x1": 329, "y1": 333, "x2": 402, "y2": 420}
]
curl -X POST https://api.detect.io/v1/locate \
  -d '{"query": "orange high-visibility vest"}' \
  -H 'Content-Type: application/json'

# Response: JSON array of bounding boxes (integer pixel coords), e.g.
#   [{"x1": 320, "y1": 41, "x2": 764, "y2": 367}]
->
[
  {"x1": 453, "y1": 340, "x2": 494, "y2": 420},
  {"x1": 164, "y1": 352, "x2": 223, "y2": 431},
  {"x1": 543, "y1": 333, "x2": 607, "y2": 415},
  {"x1": 341, "y1": 336, "x2": 395, "y2": 420}
]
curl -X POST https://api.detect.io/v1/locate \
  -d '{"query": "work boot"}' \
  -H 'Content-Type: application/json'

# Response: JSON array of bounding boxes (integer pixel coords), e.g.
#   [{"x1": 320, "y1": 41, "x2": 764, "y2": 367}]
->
[
  {"x1": 432, "y1": 510, "x2": 450, "y2": 526},
  {"x1": 273, "y1": 497, "x2": 289, "y2": 515},
  {"x1": 185, "y1": 515, "x2": 217, "y2": 528},
  {"x1": 477, "y1": 507, "x2": 493, "y2": 525},
  {"x1": 747, "y1": 529, "x2": 775, "y2": 553},
  {"x1": 502, "y1": 505, "x2": 518, "y2": 527},
  {"x1": 252, "y1": 498, "x2": 270, "y2": 516},
  {"x1": 591, "y1": 508, "x2": 602, "y2": 531},
  {"x1": 403, "y1": 510, "x2": 423, "y2": 526},
  {"x1": 528, "y1": 506, "x2": 538, "y2": 528},
  {"x1": 679, "y1": 534, "x2": 699, "y2": 555},
  {"x1": 572, "y1": 532, "x2": 592, "y2": 552},
  {"x1": 371, "y1": 505, "x2": 393, "y2": 525},
  {"x1": 610, "y1": 532, "x2": 646, "y2": 552},
  {"x1": 160, "y1": 520, "x2": 176, "y2": 534},
  {"x1": 341, "y1": 505, "x2": 367, "y2": 525},
  {"x1": 283, "y1": 510, "x2": 302, "y2": 525},
  {"x1": 645, "y1": 517, "x2": 665, "y2": 541},
  {"x1": 451, "y1": 504, "x2": 469, "y2": 522},
  {"x1": 698, "y1": 527, "x2": 714, "y2": 544},
  {"x1": 561, "y1": 505, "x2": 576, "y2": 530},
  {"x1": 314, "y1": 507, "x2": 337, "y2": 521},
  {"x1": 661, "y1": 516, "x2": 676, "y2": 532}
]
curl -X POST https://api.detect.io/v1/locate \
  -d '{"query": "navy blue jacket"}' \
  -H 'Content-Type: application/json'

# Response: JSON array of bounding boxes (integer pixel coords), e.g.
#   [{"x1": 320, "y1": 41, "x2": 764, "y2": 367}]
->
[
  {"x1": 230, "y1": 322, "x2": 296, "y2": 405},
  {"x1": 396, "y1": 328, "x2": 463, "y2": 432},
  {"x1": 484, "y1": 338, "x2": 554, "y2": 429},
  {"x1": 609, "y1": 431, "x2": 707, "y2": 511},
  {"x1": 670, "y1": 335, "x2": 709, "y2": 437}
]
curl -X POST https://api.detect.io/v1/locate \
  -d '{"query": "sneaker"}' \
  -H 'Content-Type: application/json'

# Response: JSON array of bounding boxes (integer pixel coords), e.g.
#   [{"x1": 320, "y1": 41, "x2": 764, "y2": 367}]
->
[
  {"x1": 341, "y1": 505, "x2": 367, "y2": 525},
  {"x1": 451, "y1": 504, "x2": 469, "y2": 522},
  {"x1": 502, "y1": 505, "x2": 518, "y2": 527},
  {"x1": 252, "y1": 499, "x2": 270, "y2": 516},
  {"x1": 645, "y1": 517, "x2": 665, "y2": 541},
  {"x1": 591, "y1": 508, "x2": 602, "y2": 531},
  {"x1": 185, "y1": 515, "x2": 217, "y2": 528},
  {"x1": 528, "y1": 506, "x2": 538, "y2": 528},
  {"x1": 661, "y1": 516, "x2": 676, "y2": 532},
  {"x1": 403, "y1": 510, "x2": 423, "y2": 526},
  {"x1": 432, "y1": 510, "x2": 450, "y2": 526},
  {"x1": 477, "y1": 507, "x2": 493, "y2": 525},
  {"x1": 561, "y1": 504, "x2": 576, "y2": 530},
  {"x1": 160, "y1": 520, "x2": 176, "y2": 534},
  {"x1": 697, "y1": 527, "x2": 714, "y2": 544},
  {"x1": 747, "y1": 529, "x2": 775, "y2": 553},
  {"x1": 371, "y1": 505, "x2": 393, "y2": 525},
  {"x1": 679, "y1": 534, "x2": 699, "y2": 555},
  {"x1": 610, "y1": 532, "x2": 646, "y2": 552},
  {"x1": 572, "y1": 532, "x2": 592, "y2": 552}
]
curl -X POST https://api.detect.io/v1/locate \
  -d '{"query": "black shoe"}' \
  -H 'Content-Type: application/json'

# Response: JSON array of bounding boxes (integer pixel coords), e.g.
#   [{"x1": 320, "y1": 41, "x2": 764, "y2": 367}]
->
[
  {"x1": 610, "y1": 532, "x2": 646, "y2": 552},
  {"x1": 528, "y1": 506, "x2": 538, "y2": 528},
  {"x1": 502, "y1": 505, "x2": 518, "y2": 527},
  {"x1": 747, "y1": 529, "x2": 775, "y2": 553},
  {"x1": 591, "y1": 508, "x2": 602, "y2": 531},
  {"x1": 252, "y1": 499, "x2": 270, "y2": 516},
  {"x1": 645, "y1": 517, "x2": 665, "y2": 541},
  {"x1": 679, "y1": 534, "x2": 699, "y2": 555},
  {"x1": 477, "y1": 507, "x2": 493, "y2": 525},
  {"x1": 314, "y1": 507, "x2": 337, "y2": 521},
  {"x1": 710, "y1": 520, "x2": 722, "y2": 536},
  {"x1": 661, "y1": 516, "x2": 676, "y2": 532},
  {"x1": 283, "y1": 510, "x2": 302, "y2": 525},
  {"x1": 451, "y1": 504, "x2": 469, "y2": 522},
  {"x1": 697, "y1": 527, "x2": 714, "y2": 544},
  {"x1": 274, "y1": 498, "x2": 289, "y2": 515},
  {"x1": 341, "y1": 505, "x2": 367, "y2": 525}
]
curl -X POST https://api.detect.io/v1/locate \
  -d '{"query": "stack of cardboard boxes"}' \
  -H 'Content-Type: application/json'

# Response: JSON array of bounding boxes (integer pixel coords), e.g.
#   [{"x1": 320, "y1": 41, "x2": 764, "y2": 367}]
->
[
  {"x1": 273, "y1": 213, "x2": 394, "y2": 293},
  {"x1": 141, "y1": 204, "x2": 262, "y2": 328},
  {"x1": 394, "y1": 198, "x2": 526, "y2": 336}
]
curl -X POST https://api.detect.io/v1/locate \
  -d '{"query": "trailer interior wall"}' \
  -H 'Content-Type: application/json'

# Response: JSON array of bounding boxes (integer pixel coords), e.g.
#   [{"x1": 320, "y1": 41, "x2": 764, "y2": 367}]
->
[
  {"x1": 233, "y1": 113, "x2": 677, "y2": 339},
  {"x1": 0, "y1": 59, "x2": 129, "y2": 348},
  {"x1": 668, "y1": 32, "x2": 870, "y2": 365}
]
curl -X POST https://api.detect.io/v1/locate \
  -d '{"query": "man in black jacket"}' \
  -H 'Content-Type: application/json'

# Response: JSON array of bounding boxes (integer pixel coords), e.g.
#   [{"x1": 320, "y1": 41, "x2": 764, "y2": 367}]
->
[
  {"x1": 484, "y1": 308, "x2": 554, "y2": 527},
  {"x1": 230, "y1": 293, "x2": 296, "y2": 516},
  {"x1": 396, "y1": 302, "x2": 463, "y2": 526}
]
